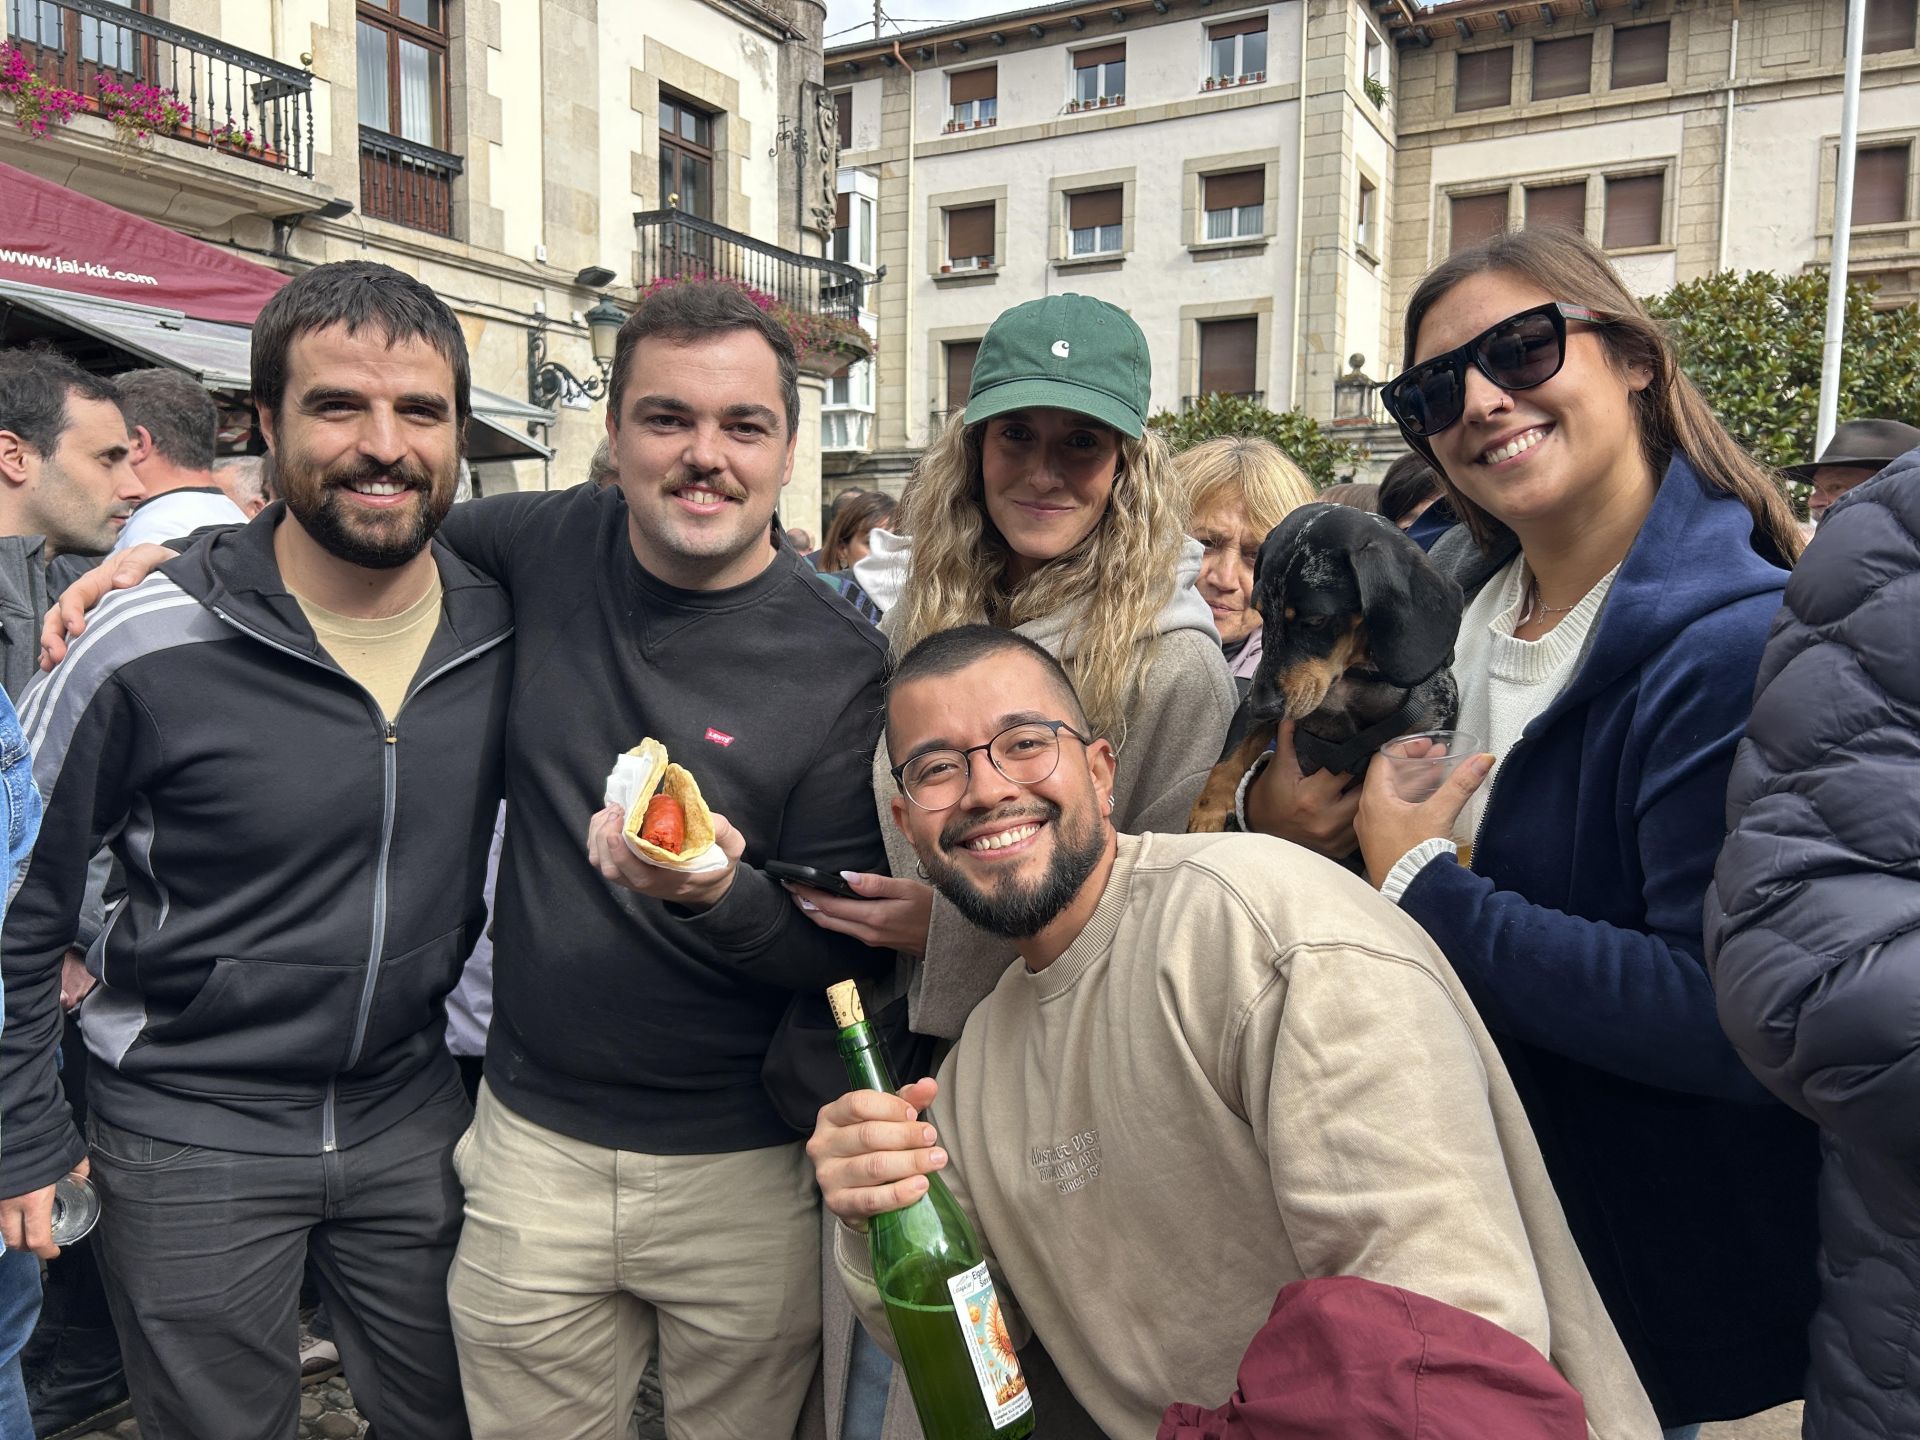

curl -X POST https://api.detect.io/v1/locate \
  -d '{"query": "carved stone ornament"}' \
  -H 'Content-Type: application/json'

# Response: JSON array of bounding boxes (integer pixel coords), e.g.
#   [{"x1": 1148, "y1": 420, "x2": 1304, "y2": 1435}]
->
[{"x1": 809, "y1": 83, "x2": 840, "y2": 236}]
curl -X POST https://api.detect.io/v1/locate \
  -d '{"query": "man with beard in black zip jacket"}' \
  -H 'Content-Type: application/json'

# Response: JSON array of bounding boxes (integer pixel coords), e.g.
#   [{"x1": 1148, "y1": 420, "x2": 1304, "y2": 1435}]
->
[{"x1": 0, "y1": 261, "x2": 510, "y2": 1440}]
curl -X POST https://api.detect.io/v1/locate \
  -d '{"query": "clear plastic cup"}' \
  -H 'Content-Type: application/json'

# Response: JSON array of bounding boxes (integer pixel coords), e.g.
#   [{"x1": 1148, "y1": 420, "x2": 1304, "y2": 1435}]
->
[
  {"x1": 50, "y1": 1172, "x2": 100, "y2": 1246},
  {"x1": 1379, "y1": 730, "x2": 1484, "y2": 804}
]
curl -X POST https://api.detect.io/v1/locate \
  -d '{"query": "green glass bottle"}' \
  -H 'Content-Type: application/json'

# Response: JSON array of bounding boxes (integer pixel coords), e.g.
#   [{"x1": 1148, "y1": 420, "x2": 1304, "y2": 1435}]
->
[{"x1": 828, "y1": 981, "x2": 1035, "y2": 1440}]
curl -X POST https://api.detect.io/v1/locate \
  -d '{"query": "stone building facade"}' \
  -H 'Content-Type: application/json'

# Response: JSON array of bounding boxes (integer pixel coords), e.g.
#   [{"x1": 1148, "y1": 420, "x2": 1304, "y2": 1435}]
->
[
  {"x1": 827, "y1": 0, "x2": 1920, "y2": 489},
  {"x1": 0, "y1": 0, "x2": 854, "y2": 524}
]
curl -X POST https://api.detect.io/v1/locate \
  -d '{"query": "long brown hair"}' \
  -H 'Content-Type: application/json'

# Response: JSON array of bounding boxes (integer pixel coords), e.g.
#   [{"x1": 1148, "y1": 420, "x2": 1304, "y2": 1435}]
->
[
  {"x1": 1398, "y1": 229, "x2": 1802, "y2": 564},
  {"x1": 820, "y1": 490, "x2": 896, "y2": 573}
]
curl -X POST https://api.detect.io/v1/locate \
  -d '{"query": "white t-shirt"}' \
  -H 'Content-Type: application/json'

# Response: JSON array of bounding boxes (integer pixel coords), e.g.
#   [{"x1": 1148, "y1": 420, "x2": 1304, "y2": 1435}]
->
[{"x1": 112, "y1": 488, "x2": 247, "y2": 553}]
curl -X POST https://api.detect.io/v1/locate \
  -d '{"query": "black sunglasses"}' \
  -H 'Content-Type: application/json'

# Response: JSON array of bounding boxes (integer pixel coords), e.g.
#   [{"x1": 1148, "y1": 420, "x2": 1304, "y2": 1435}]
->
[{"x1": 1381, "y1": 302, "x2": 1603, "y2": 438}]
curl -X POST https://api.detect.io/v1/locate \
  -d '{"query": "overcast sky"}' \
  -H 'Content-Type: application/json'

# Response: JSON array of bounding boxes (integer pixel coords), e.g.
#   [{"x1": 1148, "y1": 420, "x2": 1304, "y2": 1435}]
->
[{"x1": 822, "y1": 0, "x2": 1003, "y2": 46}]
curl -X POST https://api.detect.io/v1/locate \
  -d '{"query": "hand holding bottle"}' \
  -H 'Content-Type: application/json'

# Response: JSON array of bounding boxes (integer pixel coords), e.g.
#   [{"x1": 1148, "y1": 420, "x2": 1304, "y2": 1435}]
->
[{"x1": 807, "y1": 1076, "x2": 948, "y2": 1227}]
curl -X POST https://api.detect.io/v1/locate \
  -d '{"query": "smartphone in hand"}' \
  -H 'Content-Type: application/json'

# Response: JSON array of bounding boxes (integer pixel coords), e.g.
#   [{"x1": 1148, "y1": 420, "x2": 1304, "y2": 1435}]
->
[{"x1": 764, "y1": 860, "x2": 861, "y2": 899}]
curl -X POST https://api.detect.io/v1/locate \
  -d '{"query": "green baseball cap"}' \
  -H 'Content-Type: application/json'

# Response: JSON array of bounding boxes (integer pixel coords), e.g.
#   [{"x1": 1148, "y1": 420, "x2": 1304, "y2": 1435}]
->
[{"x1": 963, "y1": 293, "x2": 1150, "y2": 439}]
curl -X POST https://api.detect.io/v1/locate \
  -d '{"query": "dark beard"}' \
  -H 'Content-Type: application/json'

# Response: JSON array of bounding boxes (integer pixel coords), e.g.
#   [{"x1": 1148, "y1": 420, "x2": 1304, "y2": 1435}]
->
[
  {"x1": 283, "y1": 454, "x2": 451, "y2": 570},
  {"x1": 923, "y1": 800, "x2": 1106, "y2": 940}
]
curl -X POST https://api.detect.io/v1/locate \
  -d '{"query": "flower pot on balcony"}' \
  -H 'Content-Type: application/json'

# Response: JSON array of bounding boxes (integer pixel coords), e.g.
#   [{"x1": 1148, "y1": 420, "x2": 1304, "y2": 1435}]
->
[
  {"x1": 941, "y1": 263, "x2": 953, "y2": 273},
  {"x1": 1203, "y1": 77, "x2": 1216, "y2": 90}
]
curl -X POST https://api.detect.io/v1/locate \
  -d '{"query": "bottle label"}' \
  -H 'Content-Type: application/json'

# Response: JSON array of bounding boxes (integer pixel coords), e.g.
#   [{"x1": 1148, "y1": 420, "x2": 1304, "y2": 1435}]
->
[{"x1": 945, "y1": 1261, "x2": 1032, "y2": 1428}]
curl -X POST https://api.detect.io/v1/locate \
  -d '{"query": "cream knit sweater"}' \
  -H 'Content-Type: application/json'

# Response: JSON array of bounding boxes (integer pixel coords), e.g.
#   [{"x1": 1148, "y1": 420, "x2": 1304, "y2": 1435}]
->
[
  {"x1": 837, "y1": 831, "x2": 1659, "y2": 1439},
  {"x1": 1385, "y1": 556, "x2": 1618, "y2": 902}
]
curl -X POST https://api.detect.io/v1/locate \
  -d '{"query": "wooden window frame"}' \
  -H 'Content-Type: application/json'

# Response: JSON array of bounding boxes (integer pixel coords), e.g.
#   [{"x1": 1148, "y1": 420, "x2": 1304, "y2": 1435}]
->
[
  {"x1": 356, "y1": 0, "x2": 450, "y2": 150},
  {"x1": 659, "y1": 91, "x2": 719, "y2": 219}
]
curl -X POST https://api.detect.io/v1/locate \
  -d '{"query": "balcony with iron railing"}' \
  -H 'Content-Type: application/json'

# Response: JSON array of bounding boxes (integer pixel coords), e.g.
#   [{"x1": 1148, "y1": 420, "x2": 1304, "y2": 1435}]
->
[
  {"x1": 359, "y1": 125, "x2": 462, "y2": 238},
  {"x1": 635, "y1": 207, "x2": 866, "y2": 321},
  {"x1": 2, "y1": 0, "x2": 314, "y2": 175}
]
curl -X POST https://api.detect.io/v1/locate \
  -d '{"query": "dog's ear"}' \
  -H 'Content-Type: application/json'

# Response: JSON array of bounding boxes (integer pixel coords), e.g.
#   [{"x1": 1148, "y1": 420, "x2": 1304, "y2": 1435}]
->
[{"x1": 1349, "y1": 533, "x2": 1464, "y2": 686}]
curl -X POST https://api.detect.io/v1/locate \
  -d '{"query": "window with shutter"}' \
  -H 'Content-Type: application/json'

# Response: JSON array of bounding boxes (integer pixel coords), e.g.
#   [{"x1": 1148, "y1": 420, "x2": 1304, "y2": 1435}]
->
[
  {"x1": 1525, "y1": 183, "x2": 1587, "y2": 234},
  {"x1": 1610, "y1": 24, "x2": 1669, "y2": 88},
  {"x1": 834, "y1": 91, "x2": 852, "y2": 149},
  {"x1": 1853, "y1": 144, "x2": 1912, "y2": 225},
  {"x1": 1198, "y1": 318, "x2": 1259, "y2": 399},
  {"x1": 1455, "y1": 47, "x2": 1512, "y2": 111},
  {"x1": 1865, "y1": 0, "x2": 1917, "y2": 54},
  {"x1": 1073, "y1": 43, "x2": 1127, "y2": 104},
  {"x1": 946, "y1": 205, "x2": 996, "y2": 267},
  {"x1": 1357, "y1": 178, "x2": 1378, "y2": 253},
  {"x1": 945, "y1": 342, "x2": 979, "y2": 416},
  {"x1": 1603, "y1": 173, "x2": 1663, "y2": 249},
  {"x1": 1203, "y1": 170, "x2": 1265, "y2": 241},
  {"x1": 831, "y1": 191, "x2": 851, "y2": 262},
  {"x1": 1068, "y1": 189, "x2": 1124, "y2": 255},
  {"x1": 1206, "y1": 15, "x2": 1267, "y2": 82},
  {"x1": 1449, "y1": 191, "x2": 1509, "y2": 253},
  {"x1": 948, "y1": 66, "x2": 998, "y2": 127},
  {"x1": 1532, "y1": 35, "x2": 1592, "y2": 100}
]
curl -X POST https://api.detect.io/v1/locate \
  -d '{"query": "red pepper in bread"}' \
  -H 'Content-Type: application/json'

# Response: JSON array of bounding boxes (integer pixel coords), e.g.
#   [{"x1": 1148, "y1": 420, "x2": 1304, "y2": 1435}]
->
[{"x1": 640, "y1": 793, "x2": 685, "y2": 853}]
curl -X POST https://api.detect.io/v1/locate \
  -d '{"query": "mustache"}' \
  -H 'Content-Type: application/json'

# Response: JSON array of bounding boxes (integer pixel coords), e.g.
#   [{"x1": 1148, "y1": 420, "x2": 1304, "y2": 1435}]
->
[
  {"x1": 324, "y1": 455, "x2": 434, "y2": 493},
  {"x1": 665, "y1": 470, "x2": 747, "y2": 502},
  {"x1": 939, "y1": 801, "x2": 1059, "y2": 854}
]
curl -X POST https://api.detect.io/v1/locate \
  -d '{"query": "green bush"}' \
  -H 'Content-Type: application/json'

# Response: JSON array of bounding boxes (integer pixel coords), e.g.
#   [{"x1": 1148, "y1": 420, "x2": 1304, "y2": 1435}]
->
[
  {"x1": 1147, "y1": 393, "x2": 1360, "y2": 489},
  {"x1": 1647, "y1": 270, "x2": 1920, "y2": 506}
]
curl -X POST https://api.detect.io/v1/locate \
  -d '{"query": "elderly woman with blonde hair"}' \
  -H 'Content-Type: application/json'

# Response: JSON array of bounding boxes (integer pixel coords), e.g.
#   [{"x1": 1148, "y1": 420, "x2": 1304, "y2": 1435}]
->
[{"x1": 1176, "y1": 436, "x2": 1315, "y2": 691}]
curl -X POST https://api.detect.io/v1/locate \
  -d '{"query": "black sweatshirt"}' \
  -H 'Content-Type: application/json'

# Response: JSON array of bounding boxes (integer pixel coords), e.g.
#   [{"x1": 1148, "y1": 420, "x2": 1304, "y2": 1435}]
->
[{"x1": 437, "y1": 486, "x2": 892, "y2": 1154}]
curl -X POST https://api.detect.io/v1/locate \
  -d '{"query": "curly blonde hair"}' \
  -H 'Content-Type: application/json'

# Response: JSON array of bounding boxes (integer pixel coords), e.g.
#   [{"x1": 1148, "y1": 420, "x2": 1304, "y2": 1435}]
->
[{"x1": 891, "y1": 414, "x2": 1190, "y2": 745}]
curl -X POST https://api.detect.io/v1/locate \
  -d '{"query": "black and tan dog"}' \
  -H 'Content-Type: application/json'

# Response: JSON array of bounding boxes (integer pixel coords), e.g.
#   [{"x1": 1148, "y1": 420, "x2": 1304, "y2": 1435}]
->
[{"x1": 1189, "y1": 503, "x2": 1465, "y2": 832}]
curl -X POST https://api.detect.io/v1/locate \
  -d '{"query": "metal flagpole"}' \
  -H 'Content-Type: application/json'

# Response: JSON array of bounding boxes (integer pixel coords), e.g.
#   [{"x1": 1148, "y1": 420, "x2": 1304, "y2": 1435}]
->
[{"x1": 1817, "y1": 0, "x2": 1868, "y2": 454}]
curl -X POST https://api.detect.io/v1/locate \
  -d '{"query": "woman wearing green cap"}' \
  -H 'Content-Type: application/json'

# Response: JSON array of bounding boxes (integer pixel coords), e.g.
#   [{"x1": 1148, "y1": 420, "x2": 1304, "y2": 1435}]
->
[
  {"x1": 791, "y1": 291, "x2": 1237, "y2": 1440},
  {"x1": 789, "y1": 292, "x2": 1237, "y2": 1027}
]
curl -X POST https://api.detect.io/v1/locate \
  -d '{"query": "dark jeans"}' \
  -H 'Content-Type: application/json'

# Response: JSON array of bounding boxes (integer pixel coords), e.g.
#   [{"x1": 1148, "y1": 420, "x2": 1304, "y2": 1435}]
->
[{"x1": 88, "y1": 1079, "x2": 473, "y2": 1440}]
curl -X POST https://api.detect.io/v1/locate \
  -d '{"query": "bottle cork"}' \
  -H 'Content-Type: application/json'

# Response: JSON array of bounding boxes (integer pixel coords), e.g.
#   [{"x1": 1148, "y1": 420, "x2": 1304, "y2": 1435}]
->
[{"x1": 826, "y1": 980, "x2": 865, "y2": 1028}]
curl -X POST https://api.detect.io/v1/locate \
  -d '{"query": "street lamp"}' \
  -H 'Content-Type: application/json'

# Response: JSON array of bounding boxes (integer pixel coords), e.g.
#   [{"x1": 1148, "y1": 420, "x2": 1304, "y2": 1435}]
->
[{"x1": 528, "y1": 294, "x2": 627, "y2": 408}]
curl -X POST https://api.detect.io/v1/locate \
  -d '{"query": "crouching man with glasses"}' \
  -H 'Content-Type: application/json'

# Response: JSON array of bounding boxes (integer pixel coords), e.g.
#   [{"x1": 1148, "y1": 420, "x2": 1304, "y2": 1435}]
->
[{"x1": 808, "y1": 624, "x2": 1659, "y2": 1438}]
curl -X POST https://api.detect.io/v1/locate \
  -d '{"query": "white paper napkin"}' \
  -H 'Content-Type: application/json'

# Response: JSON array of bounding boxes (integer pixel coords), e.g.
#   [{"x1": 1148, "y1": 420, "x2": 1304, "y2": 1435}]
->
[{"x1": 603, "y1": 754, "x2": 727, "y2": 873}]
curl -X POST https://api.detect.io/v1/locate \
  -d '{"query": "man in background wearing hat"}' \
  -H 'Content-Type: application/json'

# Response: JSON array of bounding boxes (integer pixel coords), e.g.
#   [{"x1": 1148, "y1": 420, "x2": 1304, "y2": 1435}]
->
[{"x1": 1789, "y1": 418, "x2": 1920, "y2": 526}]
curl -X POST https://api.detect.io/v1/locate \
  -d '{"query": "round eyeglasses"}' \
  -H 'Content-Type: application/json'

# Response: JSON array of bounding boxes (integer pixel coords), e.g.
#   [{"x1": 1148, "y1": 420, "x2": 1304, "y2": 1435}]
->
[{"x1": 891, "y1": 719, "x2": 1094, "y2": 812}]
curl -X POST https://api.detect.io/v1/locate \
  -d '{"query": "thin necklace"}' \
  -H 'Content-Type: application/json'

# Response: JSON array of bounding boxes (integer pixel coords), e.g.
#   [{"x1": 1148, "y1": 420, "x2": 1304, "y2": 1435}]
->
[{"x1": 1520, "y1": 578, "x2": 1580, "y2": 627}]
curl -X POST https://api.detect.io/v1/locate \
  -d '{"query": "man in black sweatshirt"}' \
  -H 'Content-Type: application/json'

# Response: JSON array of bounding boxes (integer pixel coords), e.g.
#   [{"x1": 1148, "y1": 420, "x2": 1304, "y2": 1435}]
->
[
  {"x1": 45, "y1": 280, "x2": 895, "y2": 1437},
  {"x1": 431, "y1": 282, "x2": 891, "y2": 1437}
]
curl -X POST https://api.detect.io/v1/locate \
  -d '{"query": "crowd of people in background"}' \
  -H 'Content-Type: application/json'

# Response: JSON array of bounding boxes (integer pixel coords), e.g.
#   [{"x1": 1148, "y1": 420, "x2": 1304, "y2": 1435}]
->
[{"x1": 0, "y1": 217, "x2": 1910, "y2": 1440}]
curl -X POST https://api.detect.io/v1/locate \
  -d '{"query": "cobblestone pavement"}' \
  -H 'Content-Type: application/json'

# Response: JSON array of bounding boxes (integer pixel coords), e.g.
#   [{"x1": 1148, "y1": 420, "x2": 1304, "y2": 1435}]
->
[
  {"x1": 74, "y1": 1388, "x2": 1799, "y2": 1440},
  {"x1": 72, "y1": 1360, "x2": 669, "y2": 1440}
]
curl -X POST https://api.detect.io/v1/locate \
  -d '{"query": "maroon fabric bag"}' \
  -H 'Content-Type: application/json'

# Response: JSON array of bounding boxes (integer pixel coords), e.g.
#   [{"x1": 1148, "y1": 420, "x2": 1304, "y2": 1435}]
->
[{"x1": 1157, "y1": 1276, "x2": 1587, "y2": 1440}]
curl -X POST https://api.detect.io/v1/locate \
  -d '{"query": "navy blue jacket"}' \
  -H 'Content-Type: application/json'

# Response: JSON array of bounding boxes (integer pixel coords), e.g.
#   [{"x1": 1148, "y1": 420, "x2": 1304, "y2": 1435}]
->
[
  {"x1": 1402, "y1": 454, "x2": 1820, "y2": 1425},
  {"x1": 1707, "y1": 446, "x2": 1920, "y2": 1440}
]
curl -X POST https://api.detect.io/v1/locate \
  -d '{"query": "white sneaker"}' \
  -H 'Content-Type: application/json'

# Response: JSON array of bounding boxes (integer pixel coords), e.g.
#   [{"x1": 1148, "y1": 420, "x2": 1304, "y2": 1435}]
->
[{"x1": 298, "y1": 1331, "x2": 341, "y2": 1386}]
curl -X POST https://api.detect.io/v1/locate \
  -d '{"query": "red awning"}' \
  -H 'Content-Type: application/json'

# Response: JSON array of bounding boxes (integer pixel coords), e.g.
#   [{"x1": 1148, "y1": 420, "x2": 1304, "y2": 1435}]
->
[{"x1": 0, "y1": 159, "x2": 288, "y2": 324}]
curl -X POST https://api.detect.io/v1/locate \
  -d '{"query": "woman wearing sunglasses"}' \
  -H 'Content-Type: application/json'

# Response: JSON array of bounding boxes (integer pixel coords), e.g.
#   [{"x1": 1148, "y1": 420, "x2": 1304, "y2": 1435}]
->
[{"x1": 1350, "y1": 229, "x2": 1819, "y2": 1436}]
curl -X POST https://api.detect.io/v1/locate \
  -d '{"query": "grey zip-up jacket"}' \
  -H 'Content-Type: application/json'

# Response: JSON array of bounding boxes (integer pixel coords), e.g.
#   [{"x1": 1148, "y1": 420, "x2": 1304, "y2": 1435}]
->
[
  {"x1": 0, "y1": 508, "x2": 513, "y2": 1196},
  {"x1": 0, "y1": 534, "x2": 52, "y2": 701}
]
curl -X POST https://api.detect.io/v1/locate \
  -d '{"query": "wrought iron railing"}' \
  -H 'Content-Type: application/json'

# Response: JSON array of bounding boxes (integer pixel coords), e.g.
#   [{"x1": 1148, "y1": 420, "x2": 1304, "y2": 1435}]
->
[
  {"x1": 5, "y1": 0, "x2": 314, "y2": 175},
  {"x1": 636, "y1": 207, "x2": 866, "y2": 320},
  {"x1": 359, "y1": 125, "x2": 462, "y2": 237}
]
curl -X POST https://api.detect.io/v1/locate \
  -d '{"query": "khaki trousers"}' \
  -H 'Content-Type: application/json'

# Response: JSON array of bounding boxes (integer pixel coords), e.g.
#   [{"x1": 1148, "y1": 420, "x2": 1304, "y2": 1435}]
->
[{"x1": 448, "y1": 1083, "x2": 821, "y2": 1440}]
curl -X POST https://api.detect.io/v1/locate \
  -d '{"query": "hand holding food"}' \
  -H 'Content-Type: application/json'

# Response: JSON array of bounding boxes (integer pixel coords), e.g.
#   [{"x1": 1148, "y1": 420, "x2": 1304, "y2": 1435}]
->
[{"x1": 589, "y1": 737, "x2": 741, "y2": 910}]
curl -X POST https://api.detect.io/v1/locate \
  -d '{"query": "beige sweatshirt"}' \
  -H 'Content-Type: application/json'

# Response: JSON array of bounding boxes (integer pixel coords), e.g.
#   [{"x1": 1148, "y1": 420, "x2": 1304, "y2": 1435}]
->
[
  {"x1": 838, "y1": 831, "x2": 1659, "y2": 1440},
  {"x1": 873, "y1": 540, "x2": 1239, "y2": 1039}
]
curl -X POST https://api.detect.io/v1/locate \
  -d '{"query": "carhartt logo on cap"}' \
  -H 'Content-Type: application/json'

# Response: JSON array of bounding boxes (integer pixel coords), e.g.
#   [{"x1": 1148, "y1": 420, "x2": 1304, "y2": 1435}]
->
[{"x1": 1051, "y1": 340, "x2": 1070, "y2": 358}]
